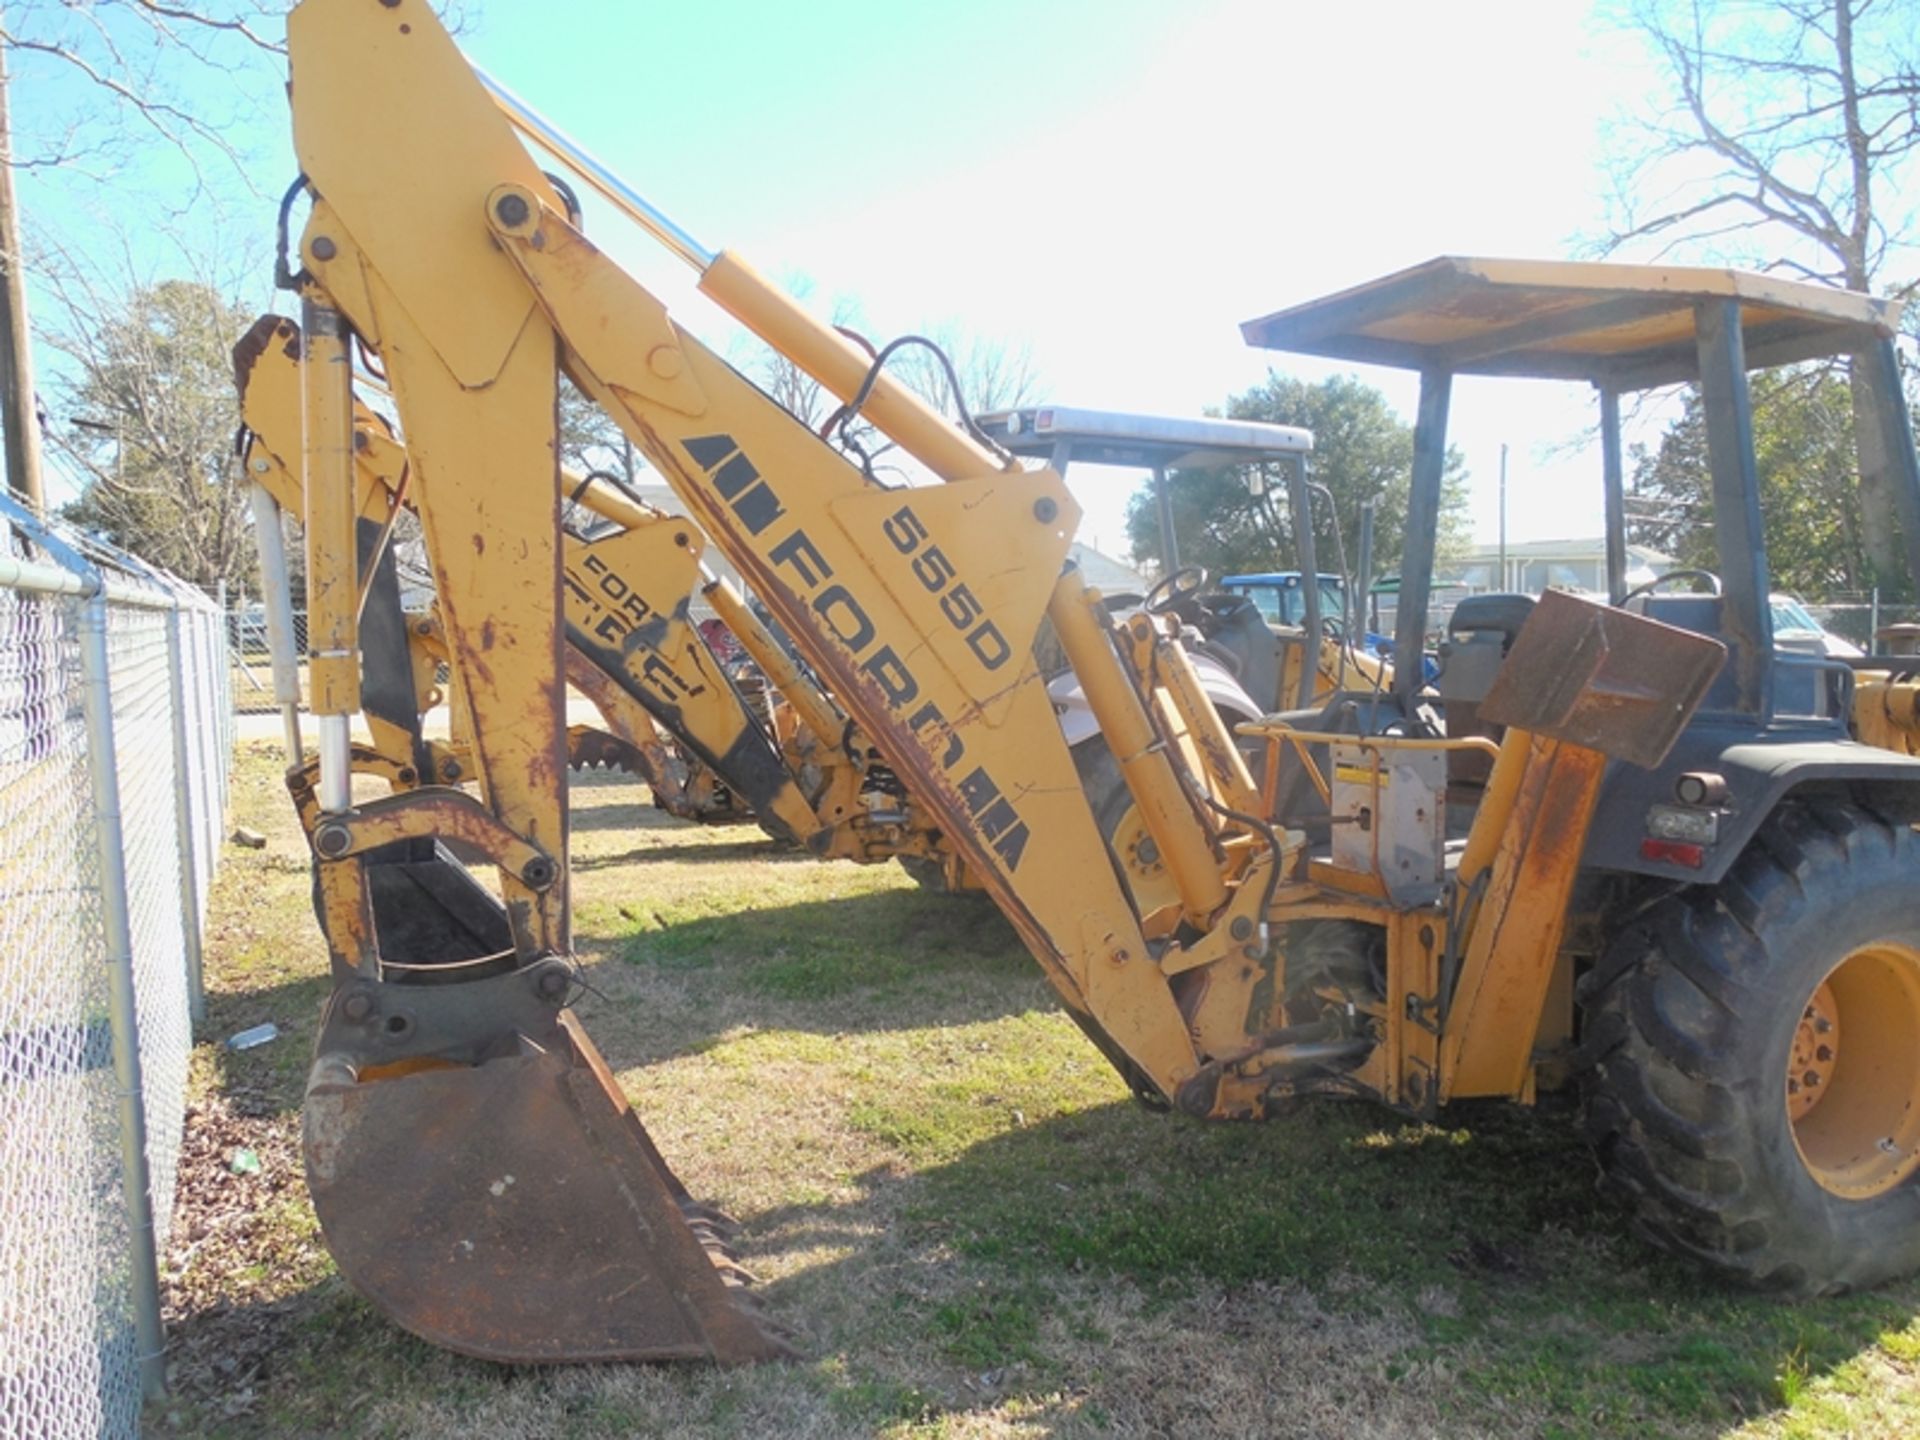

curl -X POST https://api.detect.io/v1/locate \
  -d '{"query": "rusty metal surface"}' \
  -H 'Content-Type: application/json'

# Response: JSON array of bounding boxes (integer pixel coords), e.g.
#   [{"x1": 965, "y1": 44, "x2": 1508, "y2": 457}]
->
[
  {"x1": 307, "y1": 786, "x2": 555, "y2": 891},
  {"x1": 1479, "y1": 590, "x2": 1726, "y2": 770},
  {"x1": 304, "y1": 982, "x2": 790, "y2": 1365},
  {"x1": 566, "y1": 723, "x2": 656, "y2": 781},
  {"x1": 1440, "y1": 737, "x2": 1609, "y2": 1101}
]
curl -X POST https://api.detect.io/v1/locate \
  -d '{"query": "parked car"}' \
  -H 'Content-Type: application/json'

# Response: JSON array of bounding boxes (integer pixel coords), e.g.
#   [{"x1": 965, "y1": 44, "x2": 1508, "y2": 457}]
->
[{"x1": 1771, "y1": 593, "x2": 1861, "y2": 657}]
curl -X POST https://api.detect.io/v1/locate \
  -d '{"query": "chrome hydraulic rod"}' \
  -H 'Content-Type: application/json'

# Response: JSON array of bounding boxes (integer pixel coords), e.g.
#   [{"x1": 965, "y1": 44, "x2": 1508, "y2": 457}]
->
[
  {"x1": 249, "y1": 484, "x2": 307, "y2": 765},
  {"x1": 478, "y1": 68, "x2": 716, "y2": 271}
]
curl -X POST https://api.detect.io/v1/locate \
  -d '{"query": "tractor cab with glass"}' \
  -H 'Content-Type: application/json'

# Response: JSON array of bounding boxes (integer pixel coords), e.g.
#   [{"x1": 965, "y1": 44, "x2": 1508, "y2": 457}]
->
[{"x1": 975, "y1": 404, "x2": 1371, "y2": 710}]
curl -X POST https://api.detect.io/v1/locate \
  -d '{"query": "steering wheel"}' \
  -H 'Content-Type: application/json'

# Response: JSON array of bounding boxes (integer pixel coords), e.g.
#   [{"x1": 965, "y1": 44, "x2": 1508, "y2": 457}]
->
[
  {"x1": 1621, "y1": 568, "x2": 1722, "y2": 606},
  {"x1": 1144, "y1": 564, "x2": 1208, "y2": 614}
]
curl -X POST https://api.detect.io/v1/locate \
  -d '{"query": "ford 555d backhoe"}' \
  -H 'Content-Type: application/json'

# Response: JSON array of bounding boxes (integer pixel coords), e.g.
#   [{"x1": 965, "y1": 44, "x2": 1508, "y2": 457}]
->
[
  {"x1": 233, "y1": 328, "x2": 1284, "y2": 900},
  {"x1": 257, "y1": 0, "x2": 1920, "y2": 1365}
]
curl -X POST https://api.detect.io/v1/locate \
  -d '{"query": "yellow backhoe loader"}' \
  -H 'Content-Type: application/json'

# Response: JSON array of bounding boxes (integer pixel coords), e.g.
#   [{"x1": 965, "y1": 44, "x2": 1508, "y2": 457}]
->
[
  {"x1": 259, "y1": 0, "x2": 1920, "y2": 1366},
  {"x1": 235, "y1": 320, "x2": 1285, "y2": 901}
]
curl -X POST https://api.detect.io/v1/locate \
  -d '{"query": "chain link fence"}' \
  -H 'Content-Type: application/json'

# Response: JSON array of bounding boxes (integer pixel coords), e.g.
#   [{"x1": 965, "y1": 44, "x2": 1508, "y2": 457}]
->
[
  {"x1": 0, "y1": 497, "x2": 231, "y2": 1439},
  {"x1": 228, "y1": 605, "x2": 307, "y2": 714},
  {"x1": 1803, "y1": 592, "x2": 1920, "y2": 650}
]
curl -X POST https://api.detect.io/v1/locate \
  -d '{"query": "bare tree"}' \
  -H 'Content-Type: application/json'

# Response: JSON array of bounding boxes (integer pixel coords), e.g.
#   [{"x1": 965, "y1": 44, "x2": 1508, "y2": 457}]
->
[
  {"x1": 0, "y1": 2, "x2": 289, "y2": 197},
  {"x1": 39, "y1": 257, "x2": 257, "y2": 588},
  {"x1": 1598, "y1": 0, "x2": 1920, "y2": 589},
  {"x1": 558, "y1": 374, "x2": 637, "y2": 481},
  {"x1": 0, "y1": 1, "x2": 291, "y2": 527},
  {"x1": 737, "y1": 286, "x2": 1040, "y2": 485},
  {"x1": 890, "y1": 322, "x2": 1040, "y2": 420}
]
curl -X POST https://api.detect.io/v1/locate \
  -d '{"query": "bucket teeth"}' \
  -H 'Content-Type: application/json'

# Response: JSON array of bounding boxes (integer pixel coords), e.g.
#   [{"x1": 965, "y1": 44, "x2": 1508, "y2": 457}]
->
[{"x1": 687, "y1": 1226, "x2": 742, "y2": 1263}]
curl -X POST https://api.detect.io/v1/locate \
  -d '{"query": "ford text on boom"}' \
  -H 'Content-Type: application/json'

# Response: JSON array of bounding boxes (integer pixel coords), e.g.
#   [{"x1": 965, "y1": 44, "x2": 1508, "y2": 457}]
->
[{"x1": 682, "y1": 433, "x2": 1031, "y2": 872}]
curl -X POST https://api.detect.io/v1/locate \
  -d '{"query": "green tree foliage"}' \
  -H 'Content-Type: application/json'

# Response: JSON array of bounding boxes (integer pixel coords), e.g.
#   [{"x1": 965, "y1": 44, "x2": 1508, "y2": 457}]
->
[
  {"x1": 1626, "y1": 367, "x2": 1866, "y2": 599},
  {"x1": 51, "y1": 278, "x2": 254, "y2": 588},
  {"x1": 1124, "y1": 373, "x2": 1469, "y2": 580}
]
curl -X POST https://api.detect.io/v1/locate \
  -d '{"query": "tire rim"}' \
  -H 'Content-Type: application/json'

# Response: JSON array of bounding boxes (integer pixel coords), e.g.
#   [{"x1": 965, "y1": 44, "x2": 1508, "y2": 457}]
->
[
  {"x1": 1788, "y1": 942, "x2": 1920, "y2": 1200},
  {"x1": 1110, "y1": 803, "x2": 1181, "y2": 918}
]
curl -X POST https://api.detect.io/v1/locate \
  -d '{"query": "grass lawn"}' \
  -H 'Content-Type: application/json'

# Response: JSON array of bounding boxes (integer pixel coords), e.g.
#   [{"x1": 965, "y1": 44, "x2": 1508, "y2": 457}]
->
[{"x1": 151, "y1": 742, "x2": 1920, "y2": 1438}]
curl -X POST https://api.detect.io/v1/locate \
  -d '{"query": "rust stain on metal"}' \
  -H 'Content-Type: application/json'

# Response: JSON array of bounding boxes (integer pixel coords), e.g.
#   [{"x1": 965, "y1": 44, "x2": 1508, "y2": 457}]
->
[
  {"x1": 619, "y1": 412, "x2": 1096, "y2": 1016},
  {"x1": 301, "y1": 1013, "x2": 791, "y2": 1363},
  {"x1": 1481, "y1": 590, "x2": 1725, "y2": 768}
]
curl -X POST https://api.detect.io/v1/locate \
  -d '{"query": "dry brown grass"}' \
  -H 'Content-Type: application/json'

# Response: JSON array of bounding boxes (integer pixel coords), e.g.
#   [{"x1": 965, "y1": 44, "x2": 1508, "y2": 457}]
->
[{"x1": 148, "y1": 744, "x2": 1920, "y2": 1439}]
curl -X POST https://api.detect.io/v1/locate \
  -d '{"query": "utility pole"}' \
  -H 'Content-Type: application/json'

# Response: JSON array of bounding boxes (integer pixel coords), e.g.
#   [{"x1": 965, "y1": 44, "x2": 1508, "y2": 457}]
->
[
  {"x1": 1497, "y1": 442, "x2": 1508, "y2": 591},
  {"x1": 0, "y1": 32, "x2": 46, "y2": 516}
]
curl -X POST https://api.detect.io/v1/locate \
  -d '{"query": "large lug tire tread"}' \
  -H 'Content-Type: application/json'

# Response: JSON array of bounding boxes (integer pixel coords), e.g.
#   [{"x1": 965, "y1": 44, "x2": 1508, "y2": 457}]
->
[
  {"x1": 1578, "y1": 800, "x2": 1920, "y2": 1296},
  {"x1": 899, "y1": 741, "x2": 1135, "y2": 897},
  {"x1": 896, "y1": 853, "x2": 961, "y2": 897},
  {"x1": 897, "y1": 734, "x2": 1138, "y2": 898},
  {"x1": 1283, "y1": 921, "x2": 1386, "y2": 1028}
]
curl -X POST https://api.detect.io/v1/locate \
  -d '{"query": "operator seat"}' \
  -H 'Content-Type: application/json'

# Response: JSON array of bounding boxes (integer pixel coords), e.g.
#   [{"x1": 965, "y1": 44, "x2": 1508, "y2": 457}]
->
[
  {"x1": 1440, "y1": 592, "x2": 1535, "y2": 789},
  {"x1": 1626, "y1": 592, "x2": 1838, "y2": 720}
]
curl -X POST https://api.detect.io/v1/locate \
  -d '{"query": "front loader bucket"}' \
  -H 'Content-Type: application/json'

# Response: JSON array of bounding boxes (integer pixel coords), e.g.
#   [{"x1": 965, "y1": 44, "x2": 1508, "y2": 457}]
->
[{"x1": 304, "y1": 983, "x2": 790, "y2": 1364}]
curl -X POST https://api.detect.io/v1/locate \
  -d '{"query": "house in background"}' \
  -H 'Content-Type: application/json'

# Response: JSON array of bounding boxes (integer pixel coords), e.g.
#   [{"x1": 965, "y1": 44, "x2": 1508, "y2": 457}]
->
[
  {"x1": 1068, "y1": 541, "x2": 1150, "y2": 595},
  {"x1": 1442, "y1": 536, "x2": 1673, "y2": 597}
]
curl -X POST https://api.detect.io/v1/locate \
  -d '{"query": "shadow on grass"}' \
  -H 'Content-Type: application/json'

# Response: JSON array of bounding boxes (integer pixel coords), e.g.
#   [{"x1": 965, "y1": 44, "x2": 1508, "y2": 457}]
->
[
  {"x1": 196, "y1": 879, "x2": 1030, "y2": 1102},
  {"x1": 740, "y1": 1098, "x2": 1920, "y2": 1437},
  {"x1": 591, "y1": 885, "x2": 1020, "y2": 994},
  {"x1": 565, "y1": 797, "x2": 761, "y2": 836},
  {"x1": 569, "y1": 833, "x2": 814, "y2": 871},
  {"x1": 187, "y1": 751, "x2": 1918, "y2": 1434},
  {"x1": 157, "y1": 1090, "x2": 1920, "y2": 1440}
]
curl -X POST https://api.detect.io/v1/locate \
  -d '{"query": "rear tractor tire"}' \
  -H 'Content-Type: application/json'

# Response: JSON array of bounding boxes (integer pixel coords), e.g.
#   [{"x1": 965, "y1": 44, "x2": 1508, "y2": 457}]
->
[
  {"x1": 896, "y1": 852, "x2": 968, "y2": 897},
  {"x1": 1072, "y1": 736, "x2": 1181, "y2": 917},
  {"x1": 1579, "y1": 801, "x2": 1920, "y2": 1295},
  {"x1": 900, "y1": 735, "x2": 1181, "y2": 909}
]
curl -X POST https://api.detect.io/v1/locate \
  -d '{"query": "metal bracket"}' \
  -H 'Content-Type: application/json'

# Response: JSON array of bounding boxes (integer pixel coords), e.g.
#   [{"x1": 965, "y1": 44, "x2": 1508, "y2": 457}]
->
[{"x1": 307, "y1": 785, "x2": 558, "y2": 891}]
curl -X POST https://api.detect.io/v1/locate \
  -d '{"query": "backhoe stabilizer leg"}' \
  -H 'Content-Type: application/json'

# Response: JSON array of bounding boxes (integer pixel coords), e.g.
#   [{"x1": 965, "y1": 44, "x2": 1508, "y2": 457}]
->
[{"x1": 302, "y1": 966, "x2": 792, "y2": 1364}]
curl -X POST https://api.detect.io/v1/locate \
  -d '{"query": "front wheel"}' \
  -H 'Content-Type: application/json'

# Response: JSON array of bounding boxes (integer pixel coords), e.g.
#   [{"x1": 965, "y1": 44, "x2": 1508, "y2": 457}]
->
[{"x1": 1579, "y1": 801, "x2": 1920, "y2": 1295}]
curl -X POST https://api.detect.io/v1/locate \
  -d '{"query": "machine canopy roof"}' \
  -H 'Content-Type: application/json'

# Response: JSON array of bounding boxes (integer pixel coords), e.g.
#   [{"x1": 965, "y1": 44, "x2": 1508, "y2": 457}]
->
[
  {"x1": 975, "y1": 405, "x2": 1311, "y2": 472},
  {"x1": 1240, "y1": 256, "x2": 1904, "y2": 390}
]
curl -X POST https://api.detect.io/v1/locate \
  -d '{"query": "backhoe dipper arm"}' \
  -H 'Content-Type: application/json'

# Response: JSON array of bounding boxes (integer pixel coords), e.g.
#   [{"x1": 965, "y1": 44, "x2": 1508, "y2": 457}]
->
[
  {"x1": 277, "y1": 0, "x2": 1267, "y2": 1368},
  {"x1": 238, "y1": 310, "x2": 825, "y2": 843},
  {"x1": 286, "y1": 0, "x2": 1246, "y2": 1093}
]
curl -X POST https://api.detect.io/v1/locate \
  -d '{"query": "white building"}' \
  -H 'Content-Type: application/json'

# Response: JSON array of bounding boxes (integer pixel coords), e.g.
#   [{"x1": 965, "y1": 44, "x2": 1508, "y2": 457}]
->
[{"x1": 1443, "y1": 537, "x2": 1673, "y2": 597}]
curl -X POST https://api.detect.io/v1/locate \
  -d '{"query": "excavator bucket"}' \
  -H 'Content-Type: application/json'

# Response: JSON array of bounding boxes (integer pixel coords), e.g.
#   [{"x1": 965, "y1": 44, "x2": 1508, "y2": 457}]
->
[{"x1": 303, "y1": 968, "x2": 791, "y2": 1364}]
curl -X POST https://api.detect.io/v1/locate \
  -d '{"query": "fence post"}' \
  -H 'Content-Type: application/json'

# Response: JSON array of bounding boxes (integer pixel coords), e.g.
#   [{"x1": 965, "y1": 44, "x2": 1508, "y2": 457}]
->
[
  {"x1": 78, "y1": 587, "x2": 170, "y2": 1402},
  {"x1": 165, "y1": 601, "x2": 207, "y2": 1026}
]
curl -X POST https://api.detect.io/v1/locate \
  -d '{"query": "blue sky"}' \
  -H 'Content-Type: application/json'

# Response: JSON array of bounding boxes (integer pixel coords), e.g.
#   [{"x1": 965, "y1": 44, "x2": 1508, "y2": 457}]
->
[{"x1": 21, "y1": 0, "x2": 1676, "y2": 553}]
